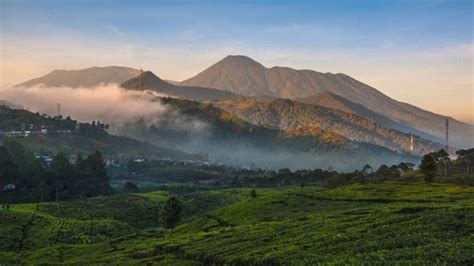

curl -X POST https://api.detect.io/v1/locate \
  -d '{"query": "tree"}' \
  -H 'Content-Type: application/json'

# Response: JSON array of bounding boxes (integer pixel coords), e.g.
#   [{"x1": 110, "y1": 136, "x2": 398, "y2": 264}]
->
[
  {"x1": 50, "y1": 152, "x2": 76, "y2": 200},
  {"x1": 420, "y1": 154, "x2": 437, "y2": 182},
  {"x1": 163, "y1": 195, "x2": 182, "y2": 229},
  {"x1": 83, "y1": 151, "x2": 110, "y2": 196},
  {"x1": 250, "y1": 189, "x2": 257, "y2": 198},
  {"x1": 0, "y1": 146, "x2": 18, "y2": 187}
]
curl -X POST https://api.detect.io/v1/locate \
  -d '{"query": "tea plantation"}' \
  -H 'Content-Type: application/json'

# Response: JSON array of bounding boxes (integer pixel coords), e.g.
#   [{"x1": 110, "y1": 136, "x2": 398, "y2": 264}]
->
[{"x1": 1, "y1": 182, "x2": 473, "y2": 264}]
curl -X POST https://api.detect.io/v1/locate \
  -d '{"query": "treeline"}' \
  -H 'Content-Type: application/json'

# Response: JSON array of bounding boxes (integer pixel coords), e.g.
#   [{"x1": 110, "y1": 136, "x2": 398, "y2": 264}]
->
[
  {"x1": 229, "y1": 162, "x2": 414, "y2": 188},
  {"x1": 0, "y1": 139, "x2": 111, "y2": 203},
  {"x1": 418, "y1": 148, "x2": 474, "y2": 184},
  {"x1": 126, "y1": 156, "x2": 416, "y2": 188}
]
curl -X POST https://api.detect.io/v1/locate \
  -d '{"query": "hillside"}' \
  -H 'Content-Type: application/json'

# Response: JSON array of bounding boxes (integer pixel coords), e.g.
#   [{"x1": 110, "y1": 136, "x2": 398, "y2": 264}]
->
[
  {"x1": 121, "y1": 71, "x2": 242, "y2": 101},
  {"x1": 211, "y1": 98, "x2": 442, "y2": 156},
  {"x1": 14, "y1": 66, "x2": 140, "y2": 88},
  {"x1": 181, "y1": 55, "x2": 474, "y2": 148},
  {"x1": 0, "y1": 105, "x2": 200, "y2": 160},
  {"x1": 296, "y1": 92, "x2": 455, "y2": 145},
  {"x1": 115, "y1": 97, "x2": 418, "y2": 171},
  {"x1": 1, "y1": 183, "x2": 472, "y2": 264}
]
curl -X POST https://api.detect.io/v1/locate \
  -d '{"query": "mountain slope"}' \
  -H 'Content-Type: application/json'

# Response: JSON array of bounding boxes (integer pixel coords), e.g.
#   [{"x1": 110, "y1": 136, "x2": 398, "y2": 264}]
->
[
  {"x1": 181, "y1": 55, "x2": 474, "y2": 148},
  {"x1": 121, "y1": 71, "x2": 242, "y2": 101},
  {"x1": 15, "y1": 66, "x2": 141, "y2": 88},
  {"x1": 296, "y1": 92, "x2": 443, "y2": 143},
  {"x1": 211, "y1": 98, "x2": 442, "y2": 156},
  {"x1": 115, "y1": 97, "x2": 418, "y2": 171}
]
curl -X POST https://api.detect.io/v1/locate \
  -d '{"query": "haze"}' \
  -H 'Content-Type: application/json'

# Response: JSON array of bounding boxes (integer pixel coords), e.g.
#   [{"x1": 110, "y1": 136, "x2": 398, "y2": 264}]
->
[{"x1": 0, "y1": 0, "x2": 472, "y2": 123}]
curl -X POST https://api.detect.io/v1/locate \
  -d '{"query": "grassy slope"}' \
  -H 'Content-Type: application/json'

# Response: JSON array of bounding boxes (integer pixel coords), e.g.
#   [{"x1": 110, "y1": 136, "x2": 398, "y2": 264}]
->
[{"x1": 0, "y1": 183, "x2": 473, "y2": 264}]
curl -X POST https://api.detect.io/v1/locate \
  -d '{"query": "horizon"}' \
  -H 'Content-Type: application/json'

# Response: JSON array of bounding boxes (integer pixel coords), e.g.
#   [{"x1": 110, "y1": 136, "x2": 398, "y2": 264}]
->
[{"x1": 0, "y1": 0, "x2": 472, "y2": 123}]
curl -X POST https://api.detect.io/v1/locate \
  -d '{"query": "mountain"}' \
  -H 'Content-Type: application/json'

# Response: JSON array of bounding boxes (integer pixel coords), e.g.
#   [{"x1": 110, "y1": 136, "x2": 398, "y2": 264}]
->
[
  {"x1": 211, "y1": 98, "x2": 442, "y2": 156},
  {"x1": 181, "y1": 55, "x2": 474, "y2": 148},
  {"x1": 115, "y1": 97, "x2": 418, "y2": 171},
  {"x1": 0, "y1": 105, "x2": 201, "y2": 160},
  {"x1": 295, "y1": 92, "x2": 443, "y2": 143},
  {"x1": 15, "y1": 66, "x2": 141, "y2": 88},
  {"x1": 121, "y1": 71, "x2": 242, "y2": 101}
]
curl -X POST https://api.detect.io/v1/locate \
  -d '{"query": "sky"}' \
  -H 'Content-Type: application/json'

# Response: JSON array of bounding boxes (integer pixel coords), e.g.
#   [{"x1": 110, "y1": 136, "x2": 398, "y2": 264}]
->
[{"x1": 1, "y1": 0, "x2": 473, "y2": 123}]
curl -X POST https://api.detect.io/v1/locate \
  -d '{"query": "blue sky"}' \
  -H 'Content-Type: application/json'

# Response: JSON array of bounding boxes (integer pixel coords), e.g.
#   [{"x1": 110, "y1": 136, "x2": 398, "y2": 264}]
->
[{"x1": 1, "y1": 0, "x2": 473, "y2": 122}]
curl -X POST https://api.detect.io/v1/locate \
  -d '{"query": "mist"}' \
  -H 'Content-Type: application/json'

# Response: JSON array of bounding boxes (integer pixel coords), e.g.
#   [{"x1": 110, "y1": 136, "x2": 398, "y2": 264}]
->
[
  {"x1": 0, "y1": 84, "x2": 409, "y2": 171},
  {"x1": 0, "y1": 84, "x2": 171, "y2": 124}
]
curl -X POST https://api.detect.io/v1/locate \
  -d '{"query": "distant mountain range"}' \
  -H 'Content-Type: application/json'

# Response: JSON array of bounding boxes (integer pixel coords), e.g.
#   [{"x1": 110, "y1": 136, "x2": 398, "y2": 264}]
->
[
  {"x1": 14, "y1": 55, "x2": 473, "y2": 151},
  {"x1": 180, "y1": 55, "x2": 473, "y2": 148},
  {"x1": 15, "y1": 66, "x2": 140, "y2": 88}
]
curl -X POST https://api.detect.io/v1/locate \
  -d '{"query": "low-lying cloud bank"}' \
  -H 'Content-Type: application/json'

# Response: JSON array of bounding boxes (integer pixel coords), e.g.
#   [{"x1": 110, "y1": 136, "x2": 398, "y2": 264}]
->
[{"x1": 0, "y1": 84, "x2": 169, "y2": 123}]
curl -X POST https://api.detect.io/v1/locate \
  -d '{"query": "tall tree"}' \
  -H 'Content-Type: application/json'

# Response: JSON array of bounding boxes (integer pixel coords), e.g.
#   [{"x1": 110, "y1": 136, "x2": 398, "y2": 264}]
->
[
  {"x1": 83, "y1": 151, "x2": 110, "y2": 196},
  {"x1": 420, "y1": 154, "x2": 437, "y2": 182},
  {"x1": 50, "y1": 151, "x2": 76, "y2": 200}
]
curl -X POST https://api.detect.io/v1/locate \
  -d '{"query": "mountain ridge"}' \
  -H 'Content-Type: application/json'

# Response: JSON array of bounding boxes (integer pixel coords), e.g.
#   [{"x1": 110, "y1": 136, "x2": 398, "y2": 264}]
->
[
  {"x1": 211, "y1": 97, "x2": 443, "y2": 156},
  {"x1": 15, "y1": 66, "x2": 141, "y2": 88},
  {"x1": 181, "y1": 55, "x2": 474, "y2": 147}
]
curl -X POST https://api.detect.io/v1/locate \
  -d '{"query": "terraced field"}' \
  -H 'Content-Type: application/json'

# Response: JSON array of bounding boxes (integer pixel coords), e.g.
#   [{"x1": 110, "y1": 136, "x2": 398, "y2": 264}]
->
[{"x1": 1, "y1": 183, "x2": 473, "y2": 264}]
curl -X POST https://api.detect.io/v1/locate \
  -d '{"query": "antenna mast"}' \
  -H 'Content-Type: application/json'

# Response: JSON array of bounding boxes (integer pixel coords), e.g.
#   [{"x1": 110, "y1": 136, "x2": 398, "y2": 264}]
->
[{"x1": 57, "y1": 103, "x2": 61, "y2": 117}]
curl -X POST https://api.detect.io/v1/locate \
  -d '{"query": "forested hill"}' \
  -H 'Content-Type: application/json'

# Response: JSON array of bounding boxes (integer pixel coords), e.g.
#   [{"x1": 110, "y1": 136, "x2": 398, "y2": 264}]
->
[
  {"x1": 115, "y1": 98, "x2": 418, "y2": 171},
  {"x1": 0, "y1": 105, "x2": 202, "y2": 160},
  {"x1": 211, "y1": 98, "x2": 442, "y2": 156}
]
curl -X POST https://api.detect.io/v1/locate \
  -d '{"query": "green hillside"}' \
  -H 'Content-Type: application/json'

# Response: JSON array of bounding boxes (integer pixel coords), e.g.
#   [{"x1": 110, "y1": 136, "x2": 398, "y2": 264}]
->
[{"x1": 1, "y1": 182, "x2": 472, "y2": 264}]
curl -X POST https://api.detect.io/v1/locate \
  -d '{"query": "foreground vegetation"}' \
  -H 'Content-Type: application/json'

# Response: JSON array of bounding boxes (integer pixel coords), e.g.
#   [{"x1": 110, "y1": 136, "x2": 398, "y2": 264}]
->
[{"x1": 1, "y1": 182, "x2": 472, "y2": 264}]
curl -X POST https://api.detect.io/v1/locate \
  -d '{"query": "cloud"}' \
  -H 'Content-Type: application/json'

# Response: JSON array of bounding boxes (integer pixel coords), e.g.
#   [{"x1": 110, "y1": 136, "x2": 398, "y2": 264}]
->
[{"x1": 0, "y1": 84, "x2": 170, "y2": 123}]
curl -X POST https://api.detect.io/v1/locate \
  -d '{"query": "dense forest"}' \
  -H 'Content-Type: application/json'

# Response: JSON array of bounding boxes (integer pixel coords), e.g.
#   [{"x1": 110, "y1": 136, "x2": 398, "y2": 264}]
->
[{"x1": 0, "y1": 139, "x2": 110, "y2": 203}]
